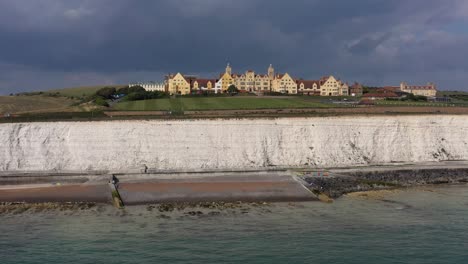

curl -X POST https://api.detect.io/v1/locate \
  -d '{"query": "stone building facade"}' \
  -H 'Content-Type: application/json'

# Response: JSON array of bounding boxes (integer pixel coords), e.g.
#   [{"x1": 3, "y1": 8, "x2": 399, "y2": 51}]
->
[
  {"x1": 349, "y1": 82, "x2": 363, "y2": 96},
  {"x1": 320, "y1": 76, "x2": 341, "y2": 96},
  {"x1": 272, "y1": 73, "x2": 297, "y2": 94},
  {"x1": 400, "y1": 82, "x2": 437, "y2": 97},
  {"x1": 297, "y1": 80, "x2": 321, "y2": 95},
  {"x1": 129, "y1": 82, "x2": 166, "y2": 92},
  {"x1": 166, "y1": 73, "x2": 191, "y2": 95}
]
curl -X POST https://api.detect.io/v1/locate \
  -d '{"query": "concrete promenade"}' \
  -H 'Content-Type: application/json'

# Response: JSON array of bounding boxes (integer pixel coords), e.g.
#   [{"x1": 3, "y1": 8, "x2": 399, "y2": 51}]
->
[
  {"x1": 0, "y1": 171, "x2": 317, "y2": 204},
  {"x1": 1, "y1": 161, "x2": 467, "y2": 205}
]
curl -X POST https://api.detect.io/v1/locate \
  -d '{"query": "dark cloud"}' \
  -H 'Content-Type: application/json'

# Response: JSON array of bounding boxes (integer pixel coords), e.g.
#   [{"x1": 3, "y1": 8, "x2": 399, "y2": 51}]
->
[{"x1": 0, "y1": 0, "x2": 468, "y2": 94}]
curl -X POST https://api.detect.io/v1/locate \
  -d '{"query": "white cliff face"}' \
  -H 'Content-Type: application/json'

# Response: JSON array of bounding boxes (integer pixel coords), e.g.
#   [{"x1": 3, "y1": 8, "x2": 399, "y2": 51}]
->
[{"x1": 1, "y1": 116, "x2": 468, "y2": 172}]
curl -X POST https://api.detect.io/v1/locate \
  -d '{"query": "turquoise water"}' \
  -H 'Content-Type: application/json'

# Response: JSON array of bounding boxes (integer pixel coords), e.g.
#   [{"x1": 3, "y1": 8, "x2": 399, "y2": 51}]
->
[{"x1": 1, "y1": 185, "x2": 467, "y2": 264}]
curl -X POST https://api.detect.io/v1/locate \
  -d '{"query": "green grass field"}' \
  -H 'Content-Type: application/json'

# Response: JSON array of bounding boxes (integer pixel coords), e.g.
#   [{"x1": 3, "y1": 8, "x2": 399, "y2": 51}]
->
[
  {"x1": 438, "y1": 90, "x2": 468, "y2": 103},
  {"x1": 46, "y1": 85, "x2": 125, "y2": 98},
  {"x1": 0, "y1": 95, "x2": 78, "y2": 114},
  {"x1": 375, "y1": 100, "x2": 468, "y2": 107},
  {"x1": 376, "y1": 101, "x2": 447, "y2": 106},
  {"x1": 113, "y1": 97, "x2": 338, "y2": 111}
]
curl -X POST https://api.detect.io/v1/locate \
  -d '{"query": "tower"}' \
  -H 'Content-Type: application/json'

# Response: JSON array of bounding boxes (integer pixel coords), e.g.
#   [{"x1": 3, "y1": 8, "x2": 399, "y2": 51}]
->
[
  {"x1": 226, "y1": 63, "x2": 232, "y2": 75},
  {"x1": 268, "y1": 64, "x2": 275, "y2": 80}
]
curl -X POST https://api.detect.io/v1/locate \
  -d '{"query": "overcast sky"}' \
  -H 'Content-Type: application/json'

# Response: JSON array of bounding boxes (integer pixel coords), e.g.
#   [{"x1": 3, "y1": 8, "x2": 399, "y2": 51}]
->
[{"x1": 1, "y1": 0, "x2": 468, "y2": 94}]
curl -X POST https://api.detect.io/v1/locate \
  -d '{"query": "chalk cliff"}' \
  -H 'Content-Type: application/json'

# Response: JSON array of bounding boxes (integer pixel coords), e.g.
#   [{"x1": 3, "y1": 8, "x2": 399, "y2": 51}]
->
[{"x1": 1, "y1": 116, "x2": 467, "y2": 171}]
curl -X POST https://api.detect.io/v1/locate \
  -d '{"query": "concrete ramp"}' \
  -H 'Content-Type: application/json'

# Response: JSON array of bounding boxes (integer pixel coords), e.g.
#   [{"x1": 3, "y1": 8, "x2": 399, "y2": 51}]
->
[
  {"x1": 0, "y1": 184, "x2": 110, "y2": 203},
  {"x1": 0, "y1": 171, "x2": 317, "y2": 204},
  {"x1": 117, "y1": 172, "x2": 317, "y2": 205}
]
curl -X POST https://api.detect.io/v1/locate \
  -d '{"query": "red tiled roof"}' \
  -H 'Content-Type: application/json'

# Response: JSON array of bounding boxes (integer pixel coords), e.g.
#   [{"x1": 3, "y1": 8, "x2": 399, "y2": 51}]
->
[
  {"x1": 319, "y1": 76, "x2": 330, "y2": 85},
  {"x1": 383, "y1": 86, "x2": 401, "y2": 92},
  {"x1": 195, "y1": 79, "x2": 216, "y2": 87},
  {"x1": 256, "y1": 74, "x2": 269, "y2": 78},
  {"x1": 351, "y1": 82, "x2": 363, "y2": 89},
  {"x1": 296, "y1": 79, "x2": 320, "y2": 88}
]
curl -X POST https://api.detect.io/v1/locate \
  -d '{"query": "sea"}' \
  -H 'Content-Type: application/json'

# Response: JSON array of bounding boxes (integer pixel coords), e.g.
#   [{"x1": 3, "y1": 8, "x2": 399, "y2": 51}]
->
[{"x1": 1, "y1": 184, "x2": 467, "y2": 264}]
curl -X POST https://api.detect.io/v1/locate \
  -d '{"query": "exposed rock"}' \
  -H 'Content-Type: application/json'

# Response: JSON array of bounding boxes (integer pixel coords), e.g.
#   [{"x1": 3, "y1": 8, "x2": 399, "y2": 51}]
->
[
  {"x1": 1, "y1": 116, "x2": 467, "y2": 171},
  {"x1": 305, "y1": 168, "x2": 468, "y2": 198},
  {"x1": 0, "y1": 202, "x2": 96, "y2": 215}
]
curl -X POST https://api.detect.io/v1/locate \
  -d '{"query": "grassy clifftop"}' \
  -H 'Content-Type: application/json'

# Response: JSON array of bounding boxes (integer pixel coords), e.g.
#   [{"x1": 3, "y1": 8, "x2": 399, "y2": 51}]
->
[
  {"x1": 113, "y1": 97, "x2": 337, "y2": 111},
  {"x1": 46, "y1": 85, "x2": 125, "y2": 98},
  {"x1": 0, "y1": 95, "x2": 78, "y2": 114}
]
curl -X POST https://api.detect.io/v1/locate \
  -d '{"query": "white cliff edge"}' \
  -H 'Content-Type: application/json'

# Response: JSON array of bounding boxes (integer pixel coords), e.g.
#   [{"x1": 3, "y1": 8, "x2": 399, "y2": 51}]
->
[{"x1": 1, "y1": 116, "x2": 467, "y2": 172}]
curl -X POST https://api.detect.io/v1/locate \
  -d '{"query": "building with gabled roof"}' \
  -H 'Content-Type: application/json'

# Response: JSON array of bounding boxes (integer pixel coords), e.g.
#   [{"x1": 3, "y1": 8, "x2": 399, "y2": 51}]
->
[
  {"x1": 272, "y1": 73, "x2": 297, "y2": 94},
  {"x1": 320, "y1": 76, "x2": 343, "y2": 96},
  {"x1": 296, "y1": 79, "x2": 321, "y2": 95},
  {"x1": 193, "y1": 78, "x2": 217, "y2": 92},
  {"x1": 166, "y1": 73, "x2": 191, "y2": 95},
  {"x1": 349, "y1": 82, "x2": 363, "y2": 96},
  {"x1": 400, "y1": 82, "x2": 437, "y2": 97},
  {"x1": 129, "y1": 81, "x2": 166, "y2": 92},
  {"x1": 230, "y1": 64, "x2": 274, "y2": 92}
]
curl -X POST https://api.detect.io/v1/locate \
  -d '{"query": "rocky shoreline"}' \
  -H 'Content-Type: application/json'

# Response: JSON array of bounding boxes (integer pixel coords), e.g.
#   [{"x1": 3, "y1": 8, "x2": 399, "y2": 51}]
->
[
  {"x1": 0, "y1": 201, "x2": 274, "y2": 216},
  {"x1": 0, "y1": 202, "x2": 97, "y2": 214},
  {"x1": 304, "y1": 167, "x2": 468, "y2": 198}
]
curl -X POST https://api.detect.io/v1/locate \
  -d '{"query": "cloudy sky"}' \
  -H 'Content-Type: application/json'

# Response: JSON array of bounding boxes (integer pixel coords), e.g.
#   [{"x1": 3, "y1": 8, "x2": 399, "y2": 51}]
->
[{"x1": 1, "y1": 0, "x2": 468, "y2": 94}]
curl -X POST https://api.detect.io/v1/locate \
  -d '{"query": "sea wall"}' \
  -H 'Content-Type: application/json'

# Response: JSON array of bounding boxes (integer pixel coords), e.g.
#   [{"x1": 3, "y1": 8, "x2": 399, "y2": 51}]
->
[{"x1": 1, "y1": 115, "x2": 468, "y2": 172}]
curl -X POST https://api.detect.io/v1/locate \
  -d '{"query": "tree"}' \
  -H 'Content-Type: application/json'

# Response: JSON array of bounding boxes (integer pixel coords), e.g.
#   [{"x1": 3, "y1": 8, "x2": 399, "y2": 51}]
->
[
  {"x1": 227, "y1": 85, "x2": 239, "y2": 94},
  {"x1": 362, "y1": 86, "x2": 371, "y2": 94},
  {"x1": 96, "y1": 87, "x2": 116, "y2": 99},
  {"x1": 117, "y1": 86, "x2": 145, "y2": 95}
]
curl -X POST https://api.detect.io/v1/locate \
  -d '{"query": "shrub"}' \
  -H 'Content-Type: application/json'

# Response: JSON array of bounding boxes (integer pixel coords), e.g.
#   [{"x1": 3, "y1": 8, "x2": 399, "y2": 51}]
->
[
  {"x1": 94, "y1": 97, "x2": 109, "y2": 107},
  {"x1": 124, "y1": 90, "x2": 169, "y2": 101},
  {"x1": 126, "y1": 91, "x2": 147, "y2": 101},
  {"x1": 117, "y1": 86, "x2": 146, "y2": 95},
  {"x1": 227, "y1": 85, "x2": 239, "y2": 94},
  {"x1": 402, "y1": 93, "x2": 428, "y2": 102},
  {"x1": 96, "y1": 87, "x2": 117, "y2": 99}
]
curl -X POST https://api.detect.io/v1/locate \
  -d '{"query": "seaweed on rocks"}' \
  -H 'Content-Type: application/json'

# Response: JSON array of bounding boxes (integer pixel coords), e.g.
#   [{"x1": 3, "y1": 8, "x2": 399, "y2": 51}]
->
[
  {"x1": 0, "y1": 202, "x2": 96, "y2": 215},
  {"x1": 304, "y1": 168, "x2": 468, "y2": 198}
]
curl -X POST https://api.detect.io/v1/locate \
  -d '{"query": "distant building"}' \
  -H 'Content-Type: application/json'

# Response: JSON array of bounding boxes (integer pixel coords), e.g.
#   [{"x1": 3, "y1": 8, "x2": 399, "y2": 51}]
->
[
  {"x1": 163, "y1": 64, "x2": 363, "y2": 97},
  {"x1": 400, "y1": 82, "x2": 437, "y2": 97},
  {"x1": 166, "y1": 73, "x2": 191, "y2": 95},
  {"x1": 349, "y1": 82, "x2": 363, "y2": 96},
  {"x1": 215, "y1": 79, "x2": 223, "y2": 93},
  {"x1": 340, "y1": 82, "x2": 349, "y2": 96},
  {"x1": 193, "y1": 79, "x2": 216, "y2": 91},
  {"x1": 129, "y1": 81, "x2": 165, "y2": 92},
  {"x1": 320, "y1": 76, "x2": 345, "y2": 96},
  {"x1": 229, "y1": 64, "x2": 273, "y2": 92},
  {"x1": 219, "y1": 64, "x2": 235, "y2": 92},
  {"x1": 297, "y1": 80, "x2": 321, "y2": 95},
  {"x1": 234, "y1": 70, "x2": 254, "y2": 91},
  {"x1": 272, "y1": 73, "x2": 297, "y2": 94}
]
